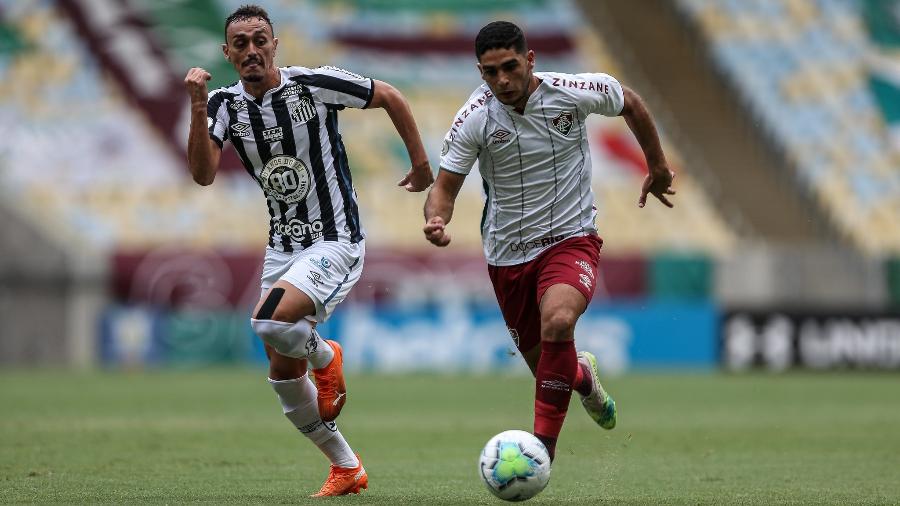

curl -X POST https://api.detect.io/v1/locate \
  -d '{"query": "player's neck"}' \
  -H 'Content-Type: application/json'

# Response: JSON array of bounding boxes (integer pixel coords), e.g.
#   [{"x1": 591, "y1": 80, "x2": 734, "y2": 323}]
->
[
  {"x1": 512, "y1": 76, "x2": 541, "y2": 114},
  {"x1": 243, "y1": 70, "x2": 282, "y2": 101}
]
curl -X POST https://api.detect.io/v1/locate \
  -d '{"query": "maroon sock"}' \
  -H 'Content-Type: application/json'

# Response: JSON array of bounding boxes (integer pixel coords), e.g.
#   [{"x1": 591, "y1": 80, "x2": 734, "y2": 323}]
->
[
  {"x1": 574, "y1": 361, "x2": 592, "y2": 397},
  {"x1": 534, "y1": 340, "x2": 578, "y2": 461}
]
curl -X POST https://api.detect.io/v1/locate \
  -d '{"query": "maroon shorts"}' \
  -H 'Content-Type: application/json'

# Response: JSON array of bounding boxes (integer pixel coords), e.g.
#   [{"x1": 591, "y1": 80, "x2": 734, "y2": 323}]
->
[{"x1": 487, "y1": 234, "x2": 603, "y2": 353}]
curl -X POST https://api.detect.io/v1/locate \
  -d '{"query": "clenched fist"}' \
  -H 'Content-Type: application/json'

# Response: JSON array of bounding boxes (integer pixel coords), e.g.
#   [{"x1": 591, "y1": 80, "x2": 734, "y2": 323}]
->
[
  {"x1": 423, "y1": 216, "x2": 451, "y2": 247},
  {"x1": 184, "y1": 67, "x2": 212, "y2": 106}
]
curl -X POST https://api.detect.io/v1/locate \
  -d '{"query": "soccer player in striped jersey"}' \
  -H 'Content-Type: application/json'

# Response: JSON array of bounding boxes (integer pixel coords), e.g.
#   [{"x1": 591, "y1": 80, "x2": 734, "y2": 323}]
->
[
  {"x1": 184, "y1": 5, "x2": 433, "y2": 497},
  {"x1": 424, "y1": 21, "x2": 676, "y2": 462}
]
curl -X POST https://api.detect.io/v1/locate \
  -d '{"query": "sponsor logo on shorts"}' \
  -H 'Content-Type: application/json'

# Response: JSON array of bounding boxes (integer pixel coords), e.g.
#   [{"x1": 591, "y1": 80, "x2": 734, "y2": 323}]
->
[
  {"x1": 509, "y1": 234, "x2": 565, "y2": 252},
  {"x1": 306, "y1": 271, "x2": 323, "y2": 287},
  {"x1": 273, "y1": 218, "x2": 325, "y2": 241},
  {"x1": 309, "y1": 256, "x2": 332, "y2": 270},
  {"x1": 508, "y1": 328, "x2": 520, "y2": 347},
  {"x1": 576, "y1": 260, "x2": 594, "y2": 279},
  {"x1": 579, "y1": 273, "x2": 592, "y2": 290}
]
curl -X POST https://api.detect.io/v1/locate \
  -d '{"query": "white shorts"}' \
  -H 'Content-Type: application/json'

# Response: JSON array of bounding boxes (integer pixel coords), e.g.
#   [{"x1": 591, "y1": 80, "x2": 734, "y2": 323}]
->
[{"x1": 260, "y1": 240, "x2": 365, "y2": 323}]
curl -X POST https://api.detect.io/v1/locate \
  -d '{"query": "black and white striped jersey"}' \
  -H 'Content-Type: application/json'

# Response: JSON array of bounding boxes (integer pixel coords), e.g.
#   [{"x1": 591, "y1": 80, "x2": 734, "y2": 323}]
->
[{"x1": 207, "y1": 66, "x2": 374, "y2": 252}]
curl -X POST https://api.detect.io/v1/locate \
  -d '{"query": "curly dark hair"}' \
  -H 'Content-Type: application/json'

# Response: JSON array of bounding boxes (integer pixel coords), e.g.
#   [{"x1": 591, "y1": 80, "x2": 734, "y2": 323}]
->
[
  {"x1": 475, "y1": 21, "x2": 527, "y2": 60},
  {"x1": 224, "y1": 4, "x2": 274, "y2": 40}
]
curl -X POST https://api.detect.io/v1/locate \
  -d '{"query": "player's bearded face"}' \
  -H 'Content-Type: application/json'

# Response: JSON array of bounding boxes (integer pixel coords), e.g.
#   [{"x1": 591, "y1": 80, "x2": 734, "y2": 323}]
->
[
  {"x1": 224, "y1": 18, "x2": 277, "y2": 84},
  {"x1": 478, "y1": 48, "x2": 534, "y2": 108}
]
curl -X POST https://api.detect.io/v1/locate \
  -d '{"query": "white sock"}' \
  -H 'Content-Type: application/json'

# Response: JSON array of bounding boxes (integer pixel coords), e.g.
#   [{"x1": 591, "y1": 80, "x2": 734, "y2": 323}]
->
[
  {"x1": 268, "y1": 375, "x2": 358, "y2": 468},
  {"x1": 306, "y1": 329, "x2": 335, "y2": 370}
]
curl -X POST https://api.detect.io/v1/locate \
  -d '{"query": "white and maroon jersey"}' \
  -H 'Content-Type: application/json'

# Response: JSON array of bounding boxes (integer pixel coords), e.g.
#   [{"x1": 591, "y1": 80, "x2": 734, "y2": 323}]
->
[
  {"x1": 440, "y1": 71, "x2": 625, "y2": 266},
  {"x1": 207, "y1": 66, "x2": 374, "y2": 253}
]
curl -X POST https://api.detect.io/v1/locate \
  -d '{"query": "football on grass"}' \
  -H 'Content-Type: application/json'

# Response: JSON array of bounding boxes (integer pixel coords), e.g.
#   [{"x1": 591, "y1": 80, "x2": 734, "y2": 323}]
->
[{"x1": 478, "y1": 430, "x2": 551, "y2": 501}]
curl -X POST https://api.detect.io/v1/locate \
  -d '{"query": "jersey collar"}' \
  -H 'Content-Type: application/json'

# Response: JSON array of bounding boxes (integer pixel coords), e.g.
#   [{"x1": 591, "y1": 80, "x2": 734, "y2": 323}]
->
[
  {"x1": 497, "y1": 77, "x2": 545, "y2": 115},
  {"x1": 238, "y1": 67, "x2": 287, "y2": 103}
]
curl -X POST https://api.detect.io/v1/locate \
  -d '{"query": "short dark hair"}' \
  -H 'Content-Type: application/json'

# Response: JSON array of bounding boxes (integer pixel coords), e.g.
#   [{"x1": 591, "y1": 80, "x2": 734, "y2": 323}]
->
[
  {"x1": 224, "y1": 4, "x2": 274, "y2": 40},
  {"x1": 475, "y1": 21, "x2": 527, "y2": 60}
]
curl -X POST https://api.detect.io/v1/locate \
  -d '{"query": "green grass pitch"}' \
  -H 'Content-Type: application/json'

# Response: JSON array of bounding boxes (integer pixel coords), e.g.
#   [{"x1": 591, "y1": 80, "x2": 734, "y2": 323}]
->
[{"x1": 1, "y1": 369, "x2": 899, "y2": 504}]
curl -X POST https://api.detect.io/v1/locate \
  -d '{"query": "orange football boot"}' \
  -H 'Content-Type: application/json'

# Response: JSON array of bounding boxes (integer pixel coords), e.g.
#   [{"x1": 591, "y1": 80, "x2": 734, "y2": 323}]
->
[
  {"x1": 310, "y1": 454, "x2": 368, "y2": 497},
  {"x1": 312, "y1": 339, "x2": 346, "y2": 422}
]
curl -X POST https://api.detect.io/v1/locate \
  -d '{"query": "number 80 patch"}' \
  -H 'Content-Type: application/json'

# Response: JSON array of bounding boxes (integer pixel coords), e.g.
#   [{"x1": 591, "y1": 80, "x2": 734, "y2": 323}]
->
[{"x1": 260, "y1": 155, "x2": 312, "y2": 204}]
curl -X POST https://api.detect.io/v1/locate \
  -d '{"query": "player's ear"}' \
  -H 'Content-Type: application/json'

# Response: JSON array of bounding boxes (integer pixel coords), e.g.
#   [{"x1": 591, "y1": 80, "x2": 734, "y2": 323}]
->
[
  {"x1": 476, "y1": 62, "x2": 484, "y2": 78},
  {"x1": 222, "y1": 43, "x2": 230, "y2": 62},
  {"x1": 526, "y1": 50, "x2": 535, "y2": 71}
]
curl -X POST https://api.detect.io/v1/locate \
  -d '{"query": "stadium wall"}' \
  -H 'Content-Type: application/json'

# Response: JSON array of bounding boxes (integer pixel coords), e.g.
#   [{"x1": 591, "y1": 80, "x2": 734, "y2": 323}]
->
[
  {"x1": 0, "y1": 201, "x2": 106, "y2": 367},
  {"x1": 93, "y1": 248, "x2": 900, "y2": 372}
]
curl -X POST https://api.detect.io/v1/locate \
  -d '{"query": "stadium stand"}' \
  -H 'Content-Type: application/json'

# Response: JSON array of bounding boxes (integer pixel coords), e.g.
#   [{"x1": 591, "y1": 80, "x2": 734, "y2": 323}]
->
[
  {"x1": 676, "y1": 0, "x2": 900, "y2": 254},
  {"x1": 0, "y1": 0, "x2": 734, "y2": 254}
]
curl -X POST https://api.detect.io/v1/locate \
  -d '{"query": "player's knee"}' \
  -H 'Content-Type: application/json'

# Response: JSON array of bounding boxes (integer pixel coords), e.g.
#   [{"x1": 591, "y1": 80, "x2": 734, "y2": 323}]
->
[
  {"x1": 251, "y1": 318, "x2": 310, "y2": 358},
  {"x1": 541, "y1": 310, "x2": 578, "y2": 341},
  {"x1": 251, "y1": 318, "x2": 284, "y2": 348}
]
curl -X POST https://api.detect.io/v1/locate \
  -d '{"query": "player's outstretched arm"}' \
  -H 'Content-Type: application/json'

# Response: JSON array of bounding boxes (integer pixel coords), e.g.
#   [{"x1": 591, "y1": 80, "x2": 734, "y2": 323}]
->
[
  {"x1": 423, "y1": 169, "x2": 466, "y2": 247},
  {"x1": 185, "y1": 67, "x2": 221, "y2": 186},
  {"x1": 619, "y1": 86, "x2": 676, "y2": 208},
  {"x1": 368, "y1": 80, "x2": 434, "y2": 192}
]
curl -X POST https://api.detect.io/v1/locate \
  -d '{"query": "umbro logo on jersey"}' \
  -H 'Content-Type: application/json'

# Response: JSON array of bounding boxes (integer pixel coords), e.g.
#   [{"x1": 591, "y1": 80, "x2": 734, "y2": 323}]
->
[
  {"x1": 230, "y1": 122, "x2": 251, "y2": 137},
  {"x1": 490, "y1": 129, "x2": 512, "y2": 144},
  {"x1": 263, "y1": 126, "x2": 283, "y2": 142},
  {"x1": 552, "y1": 111, "x2": 574, "y2": 135}
]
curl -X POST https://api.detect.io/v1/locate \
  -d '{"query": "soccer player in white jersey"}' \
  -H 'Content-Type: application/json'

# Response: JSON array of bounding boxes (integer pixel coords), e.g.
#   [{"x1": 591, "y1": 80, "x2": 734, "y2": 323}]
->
[
  {"x1": 424, "y1": 21, "x2": 675, "y2": 462},
  {"x1": 184, "y1": 5, "x2": 433, "y2": 497}
]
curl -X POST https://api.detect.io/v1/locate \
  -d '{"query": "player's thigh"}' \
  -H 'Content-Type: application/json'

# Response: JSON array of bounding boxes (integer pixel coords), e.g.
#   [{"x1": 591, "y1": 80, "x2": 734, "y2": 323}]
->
[
  {"x1": 253, "y1": 281, "x2": 317, "y2": 322},
  {"x1": 257, "y1": 247, "x2": 313, "y2": 322},
  {"x1": 536, "y1": 235, "x2": 602, "y2": 340},
  {"x1": 488, "y1": 263, "x2": 542, "y2": 356},
  {"x1": 279, "y1": 240, "x2": 365, "y2": 323}
]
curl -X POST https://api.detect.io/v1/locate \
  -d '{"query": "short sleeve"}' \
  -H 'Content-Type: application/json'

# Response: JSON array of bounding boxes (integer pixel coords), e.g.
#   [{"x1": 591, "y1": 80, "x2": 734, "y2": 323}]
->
[
  {"x1": 573, "y1": 72, "x2": 625, "y2": 118},
  {"x1": 439, "y1": 112, "x2": 481, "y2": 175},
  {"x1": 207, "y1": 89, "x2": 228, "y2": 147},
  {"x1": 290, "y1": 66, "x2": 374, "y2": 109}
]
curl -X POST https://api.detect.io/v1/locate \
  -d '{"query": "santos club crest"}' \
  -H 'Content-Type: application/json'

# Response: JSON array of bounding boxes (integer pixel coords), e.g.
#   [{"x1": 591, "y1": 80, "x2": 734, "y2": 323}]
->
[
  {"x1": 551, "y1": 111, "x2": 574, "y2": 136},
  {"x1": 260, "y1": 155, "x2": 311, "y2": 204}
]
